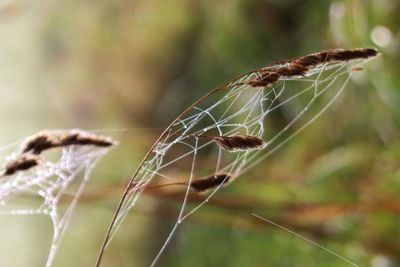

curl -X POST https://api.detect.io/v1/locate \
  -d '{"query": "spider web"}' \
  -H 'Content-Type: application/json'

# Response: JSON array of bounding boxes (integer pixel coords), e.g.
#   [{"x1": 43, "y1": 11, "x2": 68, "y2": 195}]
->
[
  {"x1": 0, "y1": 130, "x2": 115, "y2": 267},
  {"x1": 97, "y1": 53, "x2": 377, "y2": 266}
]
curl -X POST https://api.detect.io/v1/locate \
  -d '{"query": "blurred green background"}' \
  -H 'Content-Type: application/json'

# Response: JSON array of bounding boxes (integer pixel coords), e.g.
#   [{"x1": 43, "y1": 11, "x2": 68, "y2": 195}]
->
[{"x1": 0, "y1": 0, "x2": 399, "y2": 266}]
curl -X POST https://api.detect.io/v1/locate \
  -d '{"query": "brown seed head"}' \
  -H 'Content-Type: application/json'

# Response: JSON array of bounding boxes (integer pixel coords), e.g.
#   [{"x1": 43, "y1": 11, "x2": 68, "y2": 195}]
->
[
  {"x1": 211, "y1": 135, "x2": 264, "y2": 152},
  {"x1": 244, "y1": 48, "x2": 378, "y2": 88},
  {"x1": 247, "y1": 71, "x2": 280, "y2": 87},
  {"x1": 22, "y1": 130, "x2": 116, "y2": 155},
  {"x1": 22, "y1": 133, "x2": 53, "y2": 154},
  {"x1": 3, "y1": 154, "x2": 40, "y2": 176},
  {"x1": 190, "y1": 174, "x2": 231, "y2": 193},
  {"x1": 59, "y1": 130, "x2": 115, "y2": 148}
]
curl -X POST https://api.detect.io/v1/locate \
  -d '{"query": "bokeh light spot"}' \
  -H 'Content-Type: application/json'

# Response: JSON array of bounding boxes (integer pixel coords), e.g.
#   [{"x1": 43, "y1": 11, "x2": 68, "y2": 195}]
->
[{"x1": 371, "y1": 26, "x2": 392, "y2": 47}]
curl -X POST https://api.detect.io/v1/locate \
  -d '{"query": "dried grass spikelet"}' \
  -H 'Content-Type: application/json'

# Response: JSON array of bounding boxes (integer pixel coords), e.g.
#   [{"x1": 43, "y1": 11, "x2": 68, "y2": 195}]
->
[
  {"x1": 3, "y1": 154, "x2": 41, "y2": 176},
  {"x1": 189, "y1": 174, "x2": 231, "y2": 193},
  {"x1": 208, "y1": 135, "x2": 265, "y2": 152},
  {"x1": 244, "y1": 48, "x2": 378, "y2": 88},
  {"x1": 247, "y1": 71, "x2": 280, "y2": 88},
  {"x1": 58, "y1": 130, "x2": 116, "y2": 148},
  {"x1": 22, "y1": 130, "x2": 116, "y2": 154},
  {"x1": 351, "y1": 67, "x2": 364, "y2": 72},
  {"x1": 22, "y1": 132, "x2": 53, "y2": 154},
  {"x1": 126, "y1": 174, "x2": 231, "y2": 194}
]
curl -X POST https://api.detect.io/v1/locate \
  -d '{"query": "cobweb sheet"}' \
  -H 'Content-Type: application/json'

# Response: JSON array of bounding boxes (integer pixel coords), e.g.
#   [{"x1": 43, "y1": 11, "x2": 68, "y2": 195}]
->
[
  {"x1": 0, "y1": 130, "x2": 115, "y2": 267},
  {"x1": 97, "y1": 49, "x2": 379, "y2": 267}
]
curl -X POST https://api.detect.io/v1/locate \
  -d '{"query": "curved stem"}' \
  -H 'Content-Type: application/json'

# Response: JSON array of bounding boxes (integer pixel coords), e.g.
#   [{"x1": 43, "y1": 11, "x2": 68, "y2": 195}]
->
[{"x1": 95, "y1": 88, "x2": 219, "y2": 267}]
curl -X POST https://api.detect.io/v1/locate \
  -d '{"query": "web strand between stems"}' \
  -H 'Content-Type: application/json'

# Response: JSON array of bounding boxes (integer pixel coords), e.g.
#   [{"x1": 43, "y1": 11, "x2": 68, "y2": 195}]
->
[{"x1": 252, "y1": 213, "x2": 359, "y2": 267}]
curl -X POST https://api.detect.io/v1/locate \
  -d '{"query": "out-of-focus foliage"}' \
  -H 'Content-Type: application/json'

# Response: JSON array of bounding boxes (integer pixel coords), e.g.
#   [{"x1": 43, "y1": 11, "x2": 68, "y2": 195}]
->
[{"x1": 0, "y1": 0, "x2": 399, "y2": 266}]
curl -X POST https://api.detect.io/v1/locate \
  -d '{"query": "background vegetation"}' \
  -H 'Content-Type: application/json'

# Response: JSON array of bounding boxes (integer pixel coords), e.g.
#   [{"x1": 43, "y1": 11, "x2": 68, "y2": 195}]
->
[{"x1": 0, "y1": 0, "x2": 399, "y2": 266}]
